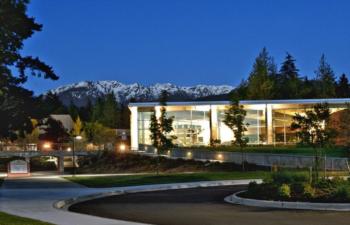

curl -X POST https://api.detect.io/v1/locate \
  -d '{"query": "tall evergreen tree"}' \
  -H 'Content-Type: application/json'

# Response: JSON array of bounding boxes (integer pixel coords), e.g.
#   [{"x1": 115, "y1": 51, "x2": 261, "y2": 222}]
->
[
  {"x1": 91, "y1": 98, "x2": 104, "y2": 122},
  {"x1": 68, "y1": 100, "x2": 79, "y2": 120},
  {"x1": 100, "y1": 93, "x2": 119, "y2": 128},
  {"x1": 336, "y1": 74, "x2": 350, "y2": 98},
  {"x1": 149, "y1": 90, "x2": 175, "y2": 174},
  {"x1": 277, "y1": 53, "x2": 301, "y2": 99},
  {"x1": 246, "y1": 48, "x2": 276, "y2": 100},
  {"x1": 315, "y1": 54, "x2": 336, "y2": 98},
  {"x1": 82, "y1": 98, "x2": 93, "y2": 121},
  {"x1": 0, "y1": 0, "x2": 58, "y2": 140}
]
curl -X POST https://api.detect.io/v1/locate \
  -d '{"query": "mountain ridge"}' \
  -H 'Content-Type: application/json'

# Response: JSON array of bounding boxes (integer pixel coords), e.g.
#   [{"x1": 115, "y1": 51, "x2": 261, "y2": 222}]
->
[{"x1": 49, "y1": 80, "x2": 234, "y2": 106}]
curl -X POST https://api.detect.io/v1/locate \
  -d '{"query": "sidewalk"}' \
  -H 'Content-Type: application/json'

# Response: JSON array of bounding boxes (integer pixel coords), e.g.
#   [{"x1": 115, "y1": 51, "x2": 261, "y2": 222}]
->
[{"x1": 0, "y1": 175, "x2": 257, "y2": 225}]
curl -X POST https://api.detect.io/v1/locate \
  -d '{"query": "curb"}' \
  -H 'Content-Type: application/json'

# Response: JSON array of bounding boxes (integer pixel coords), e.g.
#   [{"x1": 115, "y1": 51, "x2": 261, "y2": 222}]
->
[
  {"x1": 225, "y1": 191, "x2": 350, "y2": 211},
  {"x1": 54, "y1": 179, "x2": 261, "y2": 210}
]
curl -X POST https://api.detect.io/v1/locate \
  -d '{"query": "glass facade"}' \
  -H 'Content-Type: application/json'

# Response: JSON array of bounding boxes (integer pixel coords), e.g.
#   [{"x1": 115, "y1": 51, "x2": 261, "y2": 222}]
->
[
  {"x1": 218, "y1": 108, "x2": 266, "y2": 145},
  {"x1": 131, "y1": 100, "x2": 350, "y2": 148},
  {"x1": 167, "y1": 107, "x2": 210, "y2": 146},
  {"x1": 138, "y1": 110, "x2": 153, "y2": 145},
  {"x1": 272, "y1": 109, "x2": 301, "y2": 144}
]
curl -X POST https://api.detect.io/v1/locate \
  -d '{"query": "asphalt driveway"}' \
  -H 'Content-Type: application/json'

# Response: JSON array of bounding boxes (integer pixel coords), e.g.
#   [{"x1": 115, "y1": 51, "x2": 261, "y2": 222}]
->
[{"x1": 70, "y1": 186, "x2": 350, "y2": 225}]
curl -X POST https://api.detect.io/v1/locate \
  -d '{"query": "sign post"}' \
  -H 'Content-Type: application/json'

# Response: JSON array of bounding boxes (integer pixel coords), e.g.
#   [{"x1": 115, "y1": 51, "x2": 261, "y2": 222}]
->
[{"x1": 7, "y1": 160, "x2": 30, "y2": 177}]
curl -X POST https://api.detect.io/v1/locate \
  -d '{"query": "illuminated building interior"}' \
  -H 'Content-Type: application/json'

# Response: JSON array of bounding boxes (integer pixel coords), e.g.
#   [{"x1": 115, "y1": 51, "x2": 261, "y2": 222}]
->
[{"x1": 129, "y1": 99, "x2": 350, "y2": 150}]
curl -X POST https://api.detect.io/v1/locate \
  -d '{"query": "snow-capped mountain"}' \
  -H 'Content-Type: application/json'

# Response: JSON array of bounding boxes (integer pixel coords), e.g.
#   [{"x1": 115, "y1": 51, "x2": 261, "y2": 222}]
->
[{"x1": 49, "y1": 81, "x2": 234, "y2": 106}]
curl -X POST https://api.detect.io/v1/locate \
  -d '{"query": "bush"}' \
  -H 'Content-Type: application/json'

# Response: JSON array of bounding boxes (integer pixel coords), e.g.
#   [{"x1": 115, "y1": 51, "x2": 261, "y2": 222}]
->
[
  {"x1": 290, "y1": 182, "x2": 304, "y2": 196},
  {"x1": 247, "y1": 181, "x2": 258, "y2": 192},
  {"x1": 278, "y1": 183, "x2": 291, "y2": 199},
  {"x1": 333, "y1": 185, "x2": 350, "y2": 202},
  {"x1": 302, "y1": 183, "x2": 315, "y2": 199},
  {"x1": 272, "y1": 171, "x2": 308, "y2": 184}
]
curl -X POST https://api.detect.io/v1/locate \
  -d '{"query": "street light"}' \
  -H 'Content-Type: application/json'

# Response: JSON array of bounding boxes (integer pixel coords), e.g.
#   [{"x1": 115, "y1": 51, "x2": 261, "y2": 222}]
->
[{"x1": 72, "y1": 135, "x2": 82, "y2": 176}]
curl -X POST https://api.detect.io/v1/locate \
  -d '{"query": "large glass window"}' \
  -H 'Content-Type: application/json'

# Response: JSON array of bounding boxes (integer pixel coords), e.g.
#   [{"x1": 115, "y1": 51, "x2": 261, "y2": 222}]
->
[
  {"x1": 218, "y1": 108, "x2": 266, "y2": 145},
  {"x1": 168, "y1": 108, "x2": 210, "y2": 146},
  {"x1": 272, "y1": 109, "x2": 299, "y2": 144},
  {"x1": 138, "y1": 110, "x2": 153, "y2": 145}
]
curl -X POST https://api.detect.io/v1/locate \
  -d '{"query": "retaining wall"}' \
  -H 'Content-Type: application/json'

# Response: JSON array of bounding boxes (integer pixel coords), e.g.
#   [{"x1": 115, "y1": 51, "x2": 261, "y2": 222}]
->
[{"x1": 138, "y1": 147, "x2": 349, "y2": 171}]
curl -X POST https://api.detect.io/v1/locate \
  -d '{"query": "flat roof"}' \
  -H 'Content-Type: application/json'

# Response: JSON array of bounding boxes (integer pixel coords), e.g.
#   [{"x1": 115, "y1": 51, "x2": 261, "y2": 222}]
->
[{"x1": 129, "y1": 98, "x2": 350, "y2": 107}]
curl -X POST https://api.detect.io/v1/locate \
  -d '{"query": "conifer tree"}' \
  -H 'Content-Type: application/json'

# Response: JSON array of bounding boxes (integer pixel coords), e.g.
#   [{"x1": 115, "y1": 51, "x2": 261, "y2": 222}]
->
[
  {"x1": 336, "y1": 74, "x2": 350, "y2": 98},
  {"x1": 278, "y1": 53, "x2": 301, "y2": 99},
  {"x1": 246, "y1": 48, "x2": 276, "y2": 100},
  {"x1": 100, "y1": 93, "x2": 119, "y2": 128},
  {"x1": 315, "y1": 54, "x2": 336, "y2": 98},
  {"x1": 149, "y1": 90, "x2": 175, "y2": 174}
]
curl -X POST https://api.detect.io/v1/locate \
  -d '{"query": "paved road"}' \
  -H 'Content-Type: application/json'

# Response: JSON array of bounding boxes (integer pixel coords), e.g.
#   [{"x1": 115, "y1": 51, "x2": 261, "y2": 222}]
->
[
  {"x1": 70, "y1": 186, "x2": 350, "y2": 225},
  {"x1": 0, "y1": 175, "x2": 258, "y2": 225},
  {"x1": 0, "y1": 176, "x2": 141, "y2": 225}
]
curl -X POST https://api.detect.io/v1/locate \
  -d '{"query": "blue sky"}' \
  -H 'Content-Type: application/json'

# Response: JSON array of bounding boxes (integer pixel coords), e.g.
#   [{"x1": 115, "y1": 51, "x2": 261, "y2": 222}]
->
[{"x1": 22, "y1": 0, "x2": 350, "y2": 94}]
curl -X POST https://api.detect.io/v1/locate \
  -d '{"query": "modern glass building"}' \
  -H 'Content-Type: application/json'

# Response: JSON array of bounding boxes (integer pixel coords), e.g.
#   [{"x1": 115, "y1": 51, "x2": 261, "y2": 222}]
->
[{"x1": 129, "y1": 99, "x2": 350, "y2": 150}]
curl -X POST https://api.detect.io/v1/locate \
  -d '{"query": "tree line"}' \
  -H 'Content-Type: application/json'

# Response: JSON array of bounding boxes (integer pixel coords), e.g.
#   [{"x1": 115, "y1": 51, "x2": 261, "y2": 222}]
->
[{"x1": 231, "y1": 48, "x2": 350, "y2": 100}]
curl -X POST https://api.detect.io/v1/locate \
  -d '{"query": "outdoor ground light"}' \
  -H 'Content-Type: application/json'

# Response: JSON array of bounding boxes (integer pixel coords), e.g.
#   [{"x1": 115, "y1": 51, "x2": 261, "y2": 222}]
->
[
  {"x1": 66, "y1": 147, "x2": 72, "y2": 152},
  {"x1": 119, "y1": 144, "x2": 126, "y2": 152},
  {"x1": 217, "y1": 154, "x2": 223, "y2": 160},
  {"x1": 75, "y1": 135, "x2": 82, "y2": 140},
  {"x1": 187, "y1": 151, "x2": 192, "y2": 157},
  {"x1": 43, "y1": 142, "x2": 51, "y2": 150}
]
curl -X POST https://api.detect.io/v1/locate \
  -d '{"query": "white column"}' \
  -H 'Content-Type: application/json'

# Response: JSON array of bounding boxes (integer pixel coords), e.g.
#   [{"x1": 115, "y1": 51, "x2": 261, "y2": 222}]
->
[
  {"x1": 155, "y1": 106, "x2": 162, "y2": 119},
  {"x1": 266, "y1": 104, "x2": 273, "y2": 145},
  {"x1": 210, "y1": 105, "x2": 219, "y2": 141},
  {"x1": 130, "y1": 106, "x2": 138, "y2": 150}
]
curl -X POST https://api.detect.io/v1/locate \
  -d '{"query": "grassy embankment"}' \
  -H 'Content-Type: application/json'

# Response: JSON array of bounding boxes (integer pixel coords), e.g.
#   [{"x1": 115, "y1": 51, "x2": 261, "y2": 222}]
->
[
  {"x1": 65, "y1": 171, "x2": 270, "y2": 188},
  {"x1": 182, "y1": 146, "x2": 347, "y2": 157},
  {"x1": 0, "y1": 212, "x2": 53, "y2": 225}
]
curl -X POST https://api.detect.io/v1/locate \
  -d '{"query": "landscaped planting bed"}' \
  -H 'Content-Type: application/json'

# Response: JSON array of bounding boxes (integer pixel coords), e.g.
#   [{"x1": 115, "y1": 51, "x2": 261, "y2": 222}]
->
[
  {"x1": 240, "y1": 171, "x2": 350, "y2": 203},
  {"x1": 182, "y1": 146, "x2": 348, "y2": 157}
]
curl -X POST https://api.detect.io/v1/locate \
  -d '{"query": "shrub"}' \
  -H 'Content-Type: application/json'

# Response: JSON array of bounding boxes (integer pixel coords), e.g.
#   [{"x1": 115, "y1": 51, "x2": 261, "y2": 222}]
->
[
  {"x1": 272, "y1": 171, "x2": 308, "y2": 184},
  {"x1": 290, "y1": 182, "x2": 305, "y2": 196},
  {"x1": 278, "y1": 183, "x2": 291, "y2": 199},
  {"x1": 247, "y1": 181, "x2": 258, "y2": 192},
  {"x1": 302, "y1": 183, "x2": 315, "y2": 199},
  {"x1": 333, "y1": 185, "x2": 350, "y2": 202}
]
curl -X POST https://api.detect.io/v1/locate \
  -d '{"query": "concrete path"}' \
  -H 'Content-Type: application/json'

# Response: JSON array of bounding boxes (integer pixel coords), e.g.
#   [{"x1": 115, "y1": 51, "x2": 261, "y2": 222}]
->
[
  {"x1": 0, "y1": 175, "x2": 257, "y2": 225},
  {"x1": 0, "y1": 176, "x2": 144, "y2": 225}
]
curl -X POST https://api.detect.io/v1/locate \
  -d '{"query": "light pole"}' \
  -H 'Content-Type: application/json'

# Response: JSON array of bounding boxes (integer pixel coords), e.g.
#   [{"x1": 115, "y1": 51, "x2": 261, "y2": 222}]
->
[{"x1": 72, "y1": 135, "x2": 82, "y2": 176}]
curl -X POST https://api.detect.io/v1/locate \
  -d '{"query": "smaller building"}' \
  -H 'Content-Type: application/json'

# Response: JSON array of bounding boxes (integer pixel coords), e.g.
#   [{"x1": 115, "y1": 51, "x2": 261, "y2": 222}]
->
[{"x1": 129, "y1": 98, "x2": 350, "y2": 150}]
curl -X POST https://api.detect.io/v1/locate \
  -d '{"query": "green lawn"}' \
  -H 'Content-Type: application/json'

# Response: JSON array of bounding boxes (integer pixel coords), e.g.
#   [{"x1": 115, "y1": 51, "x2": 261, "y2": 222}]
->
[
  {"x1": 65, "y1": 171, "x2": 271, "y2": 188},
  {"x1": 182, "y1": 146, "x2": 348, "y2": 157},
  {"x1": 0, "y1": 212, "x2": 53, "y2": 225}
]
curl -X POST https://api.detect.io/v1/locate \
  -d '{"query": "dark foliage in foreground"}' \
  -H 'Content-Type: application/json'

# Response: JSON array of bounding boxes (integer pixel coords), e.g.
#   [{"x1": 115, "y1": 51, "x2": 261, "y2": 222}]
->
[
  {"x1": 77, "y1": 151, "x2": 268, "y2": 173},
  {"x1": 242, "y1": 171, "x2": 350, "y2": 203}
]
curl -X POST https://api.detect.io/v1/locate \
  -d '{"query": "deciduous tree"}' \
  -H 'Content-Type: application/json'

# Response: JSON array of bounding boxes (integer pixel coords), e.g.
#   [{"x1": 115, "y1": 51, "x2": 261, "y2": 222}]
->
[
  {"x1": 223, "y1": 98, "x2": 249, "y2": 171},
  {"x1": 291, "y1": 103, "x2": 336, "y2": 183}
]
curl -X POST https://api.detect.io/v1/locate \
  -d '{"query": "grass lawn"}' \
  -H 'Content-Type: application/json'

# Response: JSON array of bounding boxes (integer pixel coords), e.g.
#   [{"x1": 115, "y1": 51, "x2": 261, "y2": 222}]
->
[
  {"x1": 65, "y1": 171, "x2": 271, "y2": 188},
  {"x1": 0, "y1": 211, "x2": 53, "y2": 225},
  {"x1": 182, "y1": 146, "x2": 348, "y2": 157}
]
